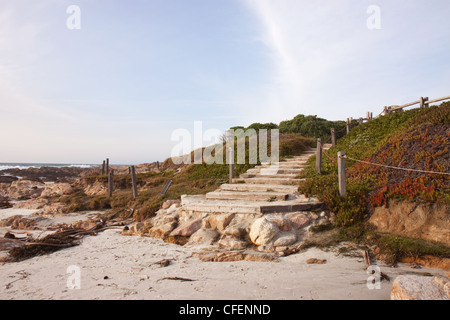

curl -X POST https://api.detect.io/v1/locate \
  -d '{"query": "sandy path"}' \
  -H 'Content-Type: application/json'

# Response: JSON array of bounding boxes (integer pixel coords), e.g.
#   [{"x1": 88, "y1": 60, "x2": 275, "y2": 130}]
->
[{"x1": 0, "y1": 228, "x2": 446, "y2": 300}]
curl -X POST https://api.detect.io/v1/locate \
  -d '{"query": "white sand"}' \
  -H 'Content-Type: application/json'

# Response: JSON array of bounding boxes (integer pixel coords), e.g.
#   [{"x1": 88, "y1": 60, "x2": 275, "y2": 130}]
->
[{"x1": 0, "y1": 228, "x2": 446, "y2": 300}]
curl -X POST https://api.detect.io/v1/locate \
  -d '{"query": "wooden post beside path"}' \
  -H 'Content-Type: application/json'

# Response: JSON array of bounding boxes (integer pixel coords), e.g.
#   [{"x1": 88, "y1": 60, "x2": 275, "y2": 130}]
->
[
  {"x1": 315, "y1": 138, "x2": 322, "y2": 174},
  {"x1": 338, "y1": 151, "x2": 346, "y2": 198},
  {"x1": 130, "y1": 166, "x2": 138, "y2": 198},
  {"x1": 331, "y1": 128, "x2": 336, "y2": 148},
  {"x1": 108, "y1": 170, "x2": 114, "y2": 197}
]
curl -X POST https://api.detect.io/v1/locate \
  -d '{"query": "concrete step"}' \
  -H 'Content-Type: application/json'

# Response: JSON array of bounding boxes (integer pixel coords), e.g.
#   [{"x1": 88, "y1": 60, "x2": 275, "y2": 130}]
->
[
  {"x1": 255, "y1": 161, "x2": 306, "y2": 168},
  {"x1": 181, "y1": 195, "x2": 325, "y2": 214},
  {"x1": 232, "y1": 177, "x2": 304, "y2": 185},
  {"x1": 219, "y1": 183, "x2": 298, "y2": 194},
  {"x1": 239, "y1": 173, "x2": 299, "y2": 179},
  {"x1": 206, "y1": 191, "x2": 289, "y2": 201},
  {"x1": 246, "y1": 168, "x2": 303, "y2": 175}
]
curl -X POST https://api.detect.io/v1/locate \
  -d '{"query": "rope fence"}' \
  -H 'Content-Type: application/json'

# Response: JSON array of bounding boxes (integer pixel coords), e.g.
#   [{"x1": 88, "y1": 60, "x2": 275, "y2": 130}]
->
[{"x1": 314, "y1": 139, "x2": 449, "y2": 197}]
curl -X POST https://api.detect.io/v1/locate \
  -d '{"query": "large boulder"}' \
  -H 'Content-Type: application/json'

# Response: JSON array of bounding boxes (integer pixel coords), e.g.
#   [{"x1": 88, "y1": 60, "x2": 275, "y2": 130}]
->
[
  {"x1": 40, "y1": 183, "x2": 74, "y2": 198},
  {"x1": 391, "y1": 275, "x2": 450, "y2": 300},
  {"x1": 188, "y1": 228, "x2": 219, "y2": 245},
  {"x1": 170, "y1": 219, "x2": 202, "y2": 237},
  {"x1": 285, "y1": 212, "x2": 311, "y2": 229},
  {"x1": 249, "y1": 217, "x2": 280, "y2": 246},
  {"x1": 148, "y1": 222, "x2": 177, "y2": 239},
  {"x1": 273, "y1": 232, "x2": 297, "y2": 247},
  {"x1": 208, "y1": 213, "x2": 234, "y2": 232}
]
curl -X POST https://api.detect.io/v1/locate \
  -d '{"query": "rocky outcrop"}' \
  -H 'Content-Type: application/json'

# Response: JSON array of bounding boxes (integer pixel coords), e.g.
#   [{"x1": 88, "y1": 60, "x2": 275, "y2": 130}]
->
[
  {"x1": 391, "y1": 275, "x2": 450, "y2": 300},
  {"x1": 6, "y1": 180, "x2": 45, "y2": 200},
  {"x1": 124, "y1": 201, "x2": 332, "y2": 256},
  {"x1": 40, "y1": 183, "x2": 74, "y2": 198},
  {"x1": 369, "y1": 200, "x2": 450, "y2": 246},
  {"x1": 0, "y1": 196, "x2": 12, "y2": 209},
  {"x1": 84, "y1": 181, "x2": 107, "y2": 196}
]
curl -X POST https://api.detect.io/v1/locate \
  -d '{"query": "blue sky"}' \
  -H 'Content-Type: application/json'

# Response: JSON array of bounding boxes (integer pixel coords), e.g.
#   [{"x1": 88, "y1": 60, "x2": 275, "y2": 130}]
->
[{"x1": 1, "y1": 0, "x2": 450, "y2": 164}]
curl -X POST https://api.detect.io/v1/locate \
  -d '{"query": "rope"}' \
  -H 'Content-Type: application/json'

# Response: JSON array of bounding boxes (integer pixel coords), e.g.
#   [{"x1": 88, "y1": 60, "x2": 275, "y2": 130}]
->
[
  {"x1": 318, "y1": 141, "x2": 337, "y2": 163},
  {"x1": 340, "y1": 155, "x2": 450, "y2": 176}
]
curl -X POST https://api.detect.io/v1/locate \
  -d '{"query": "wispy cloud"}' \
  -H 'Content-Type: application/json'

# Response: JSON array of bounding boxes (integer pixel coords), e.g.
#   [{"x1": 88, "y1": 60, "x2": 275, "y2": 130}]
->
[{"x1": 241, "y1": 0, "x2": 450, "y2": 122}]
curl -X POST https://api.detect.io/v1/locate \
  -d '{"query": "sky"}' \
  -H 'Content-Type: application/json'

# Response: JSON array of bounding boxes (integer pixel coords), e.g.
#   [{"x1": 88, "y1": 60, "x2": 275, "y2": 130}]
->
[{"x1": 1, "y1": 0, "x2": 450, "y2": 164}]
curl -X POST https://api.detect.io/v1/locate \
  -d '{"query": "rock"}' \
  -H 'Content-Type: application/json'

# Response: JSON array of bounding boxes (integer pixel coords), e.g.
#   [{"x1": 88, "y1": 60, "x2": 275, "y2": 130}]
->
[
  {"x1": 162, "y1": 199, "x2": 181, "y2": 209},
  {"x1": 194, "y1": 251, "x2": 246, "y2": 262},
  {"x1": 369, "y1": 199, "x2": 450, "y2": 246},
  {"x1": 40, "y1": 183, "x2": 73, "y2": 198},
  {"x1": 151, "y1": 213, "x2": 179, "y2": 227},
  {"x1": 306, "y1": 258, "x2": 327, "y2": 264},
  {"x1": 249, "y1": 217, "x2": 279, "y2": 246},
  {"x1": 170, "y1": 219, "x2": 202, "y2": 237},
  {"x1": 266, "y1": 215, "x2": 291, "y2": 231},
  {"x1": 188, "y1": 228, "x2": 219, "y2": 245},
  {"x1": 209, "y1": 213, "x2": 234, "y2": 232},
  {"x1": 218, "y1": 238, "x2": 249, "y2": 250},
  {"x1": 222, "y1": 225, "x2": 246, "y2": 240},
  {"x1": 148, "y1": 222, "x2": 177, "y2": 239},
  {"x1": 129, "y1": 222, "x2": 145, "y2": 234},
  {"x1": 7, "y1": 180, "x2": 45, "y2": 200},
  {"x1": 0, "y1": 196, "x2": 12, "y2": 209},
  {"x1": 285, "y1": 212, "x2": 310, "y2": 229},
  {"x1": 14, "y1": 198, "x2": 49, "y2": 209},
  {"x1": 36, "y1": 203, "x2": 66, "y2": 215},
  {"x1": 391, "y1": 275, "x2": 450, "y2": 300},
  {"x1": 309, "y1": 212, "x2": 319, "y2": 220},
  {"x1": 0, "y1": 175, "x2": 18, "y2": 184},
  {"x1": 84, "y1": 181, "x2": 107, "y2": 196},
  {"x1": 273, "y1": 232, "x2": 297, "y2": 246}
]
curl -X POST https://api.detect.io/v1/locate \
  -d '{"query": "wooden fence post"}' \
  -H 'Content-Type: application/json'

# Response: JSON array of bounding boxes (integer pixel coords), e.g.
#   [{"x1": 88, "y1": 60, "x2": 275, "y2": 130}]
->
[
  {"x1": 331, "y1": 128, "x2": 336, "y2": 147},
  {"x1": 102, "y1": 160, "x2": 105, "y2": 175},
  {"x1": 338, "y1": 151, "x2": 346, "y2": 198},
  {"x1": 315, "y1": 138, "x2": 322, "y2": 174},
  {"x1": 106, "y1": 158, "x2": 110, "y2": 175},
  {"x1": 229, "y1": 146, "x2": 235, "y2": 184},
  {"x1": 424, "y1": 97, "x2": 429, "y2": 108},
  {"x1": 346, "y1": 118, "x2": 351, "y2": 134},
  {"x1": 108, "y1": 170, "x2": 114, "y2": 197},
  {"x1": 130, "y1": 166, "x2": 138, "y2": 198}
]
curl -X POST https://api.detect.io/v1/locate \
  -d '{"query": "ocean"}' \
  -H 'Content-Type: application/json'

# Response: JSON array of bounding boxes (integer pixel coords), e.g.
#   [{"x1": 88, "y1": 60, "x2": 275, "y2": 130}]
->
[{"x1": 0, "y1": 163, "x2": 98, "y2": 171}]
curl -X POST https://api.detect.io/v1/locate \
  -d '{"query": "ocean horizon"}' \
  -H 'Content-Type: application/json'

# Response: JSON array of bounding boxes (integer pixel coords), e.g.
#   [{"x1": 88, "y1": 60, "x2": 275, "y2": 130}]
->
[{"x1": 0, "y1": 163, "x2": 99, "y2": 171}]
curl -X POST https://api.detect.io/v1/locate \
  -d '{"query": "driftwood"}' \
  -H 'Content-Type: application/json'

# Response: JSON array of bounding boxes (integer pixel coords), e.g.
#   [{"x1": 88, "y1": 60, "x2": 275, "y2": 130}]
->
[
  {"x1": 157, "y1": 276, "x2": 196, "y2": 282},
  {"x1": 8, "y1": 221, "x2": 107, "y2": 261}
]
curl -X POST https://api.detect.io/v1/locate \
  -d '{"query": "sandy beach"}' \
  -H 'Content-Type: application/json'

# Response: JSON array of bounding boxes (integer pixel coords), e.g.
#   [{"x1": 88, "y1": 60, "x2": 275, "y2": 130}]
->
[{"x1": 0, "y1": 215, "x2": 446, "y2": 300}]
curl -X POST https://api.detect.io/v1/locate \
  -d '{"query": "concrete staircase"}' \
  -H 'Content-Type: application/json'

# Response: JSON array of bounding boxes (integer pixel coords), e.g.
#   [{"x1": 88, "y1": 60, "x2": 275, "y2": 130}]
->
[{"x1": 181, "y1": 146, "x2": 331, "y2": 215}]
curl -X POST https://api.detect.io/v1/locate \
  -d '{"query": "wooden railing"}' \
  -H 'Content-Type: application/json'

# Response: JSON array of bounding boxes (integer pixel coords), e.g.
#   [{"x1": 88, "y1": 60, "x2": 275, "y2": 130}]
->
[{"x1": 345, "y1": 94, "x2": 450, "y2": 132}]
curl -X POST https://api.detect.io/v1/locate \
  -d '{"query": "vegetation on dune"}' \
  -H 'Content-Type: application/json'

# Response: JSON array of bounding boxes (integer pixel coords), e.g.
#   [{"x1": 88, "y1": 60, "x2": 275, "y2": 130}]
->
[
  {"x1": 233, "y1": 114, "x2": 346, "y2": 142},
  {"x1": 299, "y1": 102, "x2": 450, "y2": 263},
  {"x1": 300, "y1": 102, "x2": 450, "y2": 226}
]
